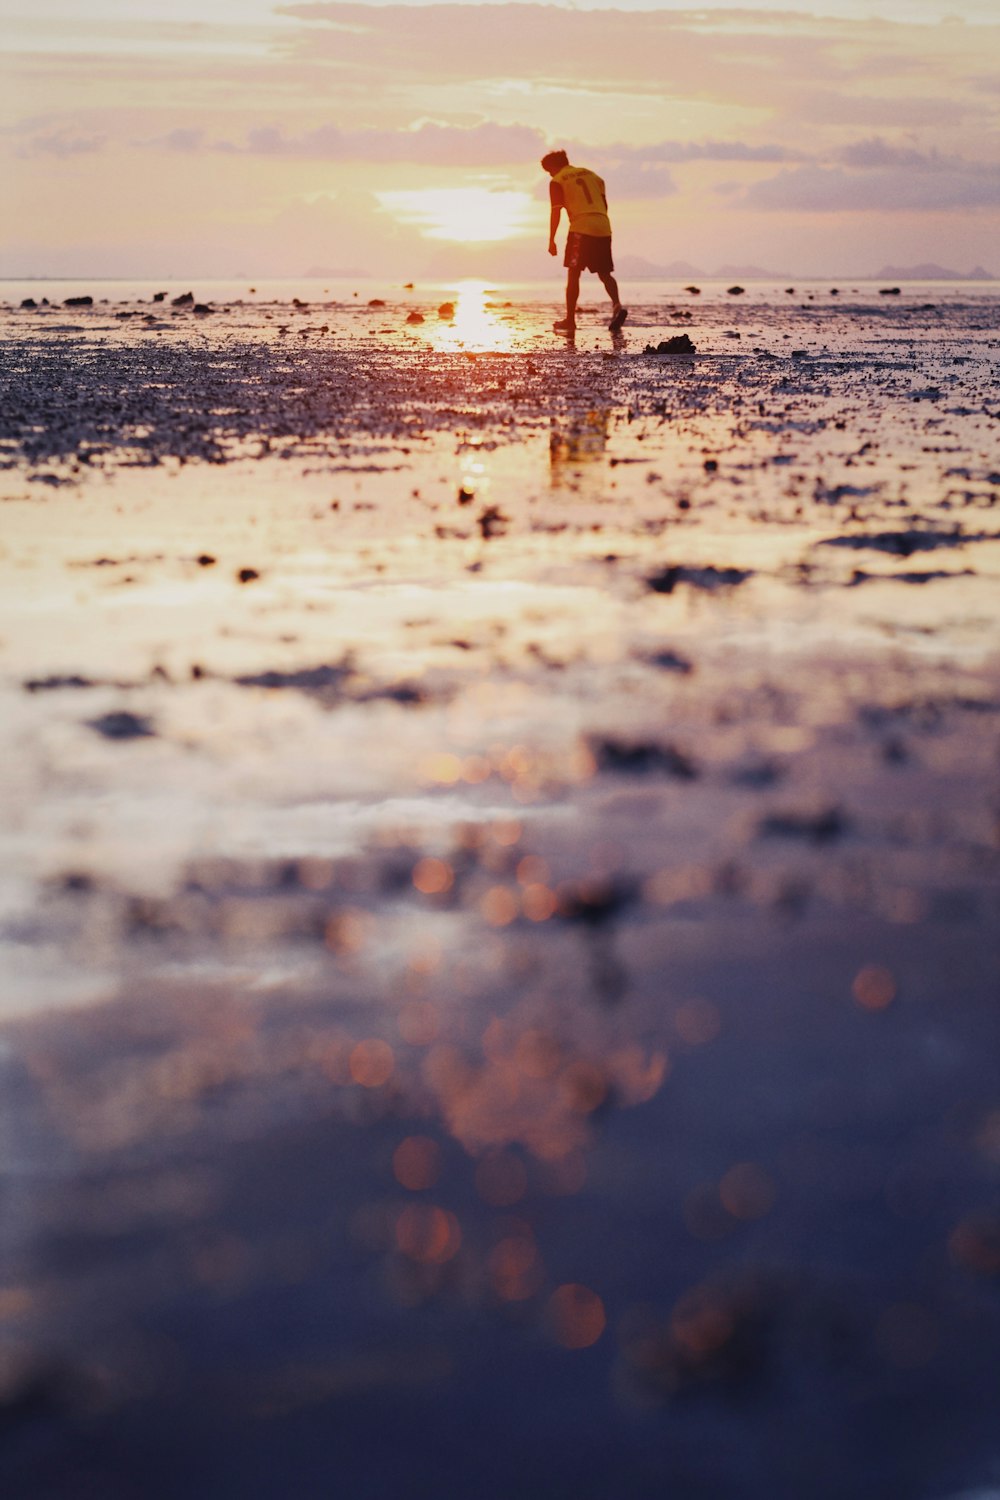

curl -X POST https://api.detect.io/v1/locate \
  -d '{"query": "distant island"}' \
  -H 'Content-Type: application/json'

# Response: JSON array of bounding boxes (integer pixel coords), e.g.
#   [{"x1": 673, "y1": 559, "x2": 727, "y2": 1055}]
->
[{"x1": 873, "y1": 263, "x2": 995, "y2": 281}]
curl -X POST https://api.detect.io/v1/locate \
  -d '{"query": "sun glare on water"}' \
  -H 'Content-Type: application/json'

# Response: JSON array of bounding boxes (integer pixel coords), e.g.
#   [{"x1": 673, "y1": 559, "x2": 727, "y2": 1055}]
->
[
  {"x1": 423, "y1": 281, "x2": 518, "y2": 353},
  {"x1": 378, "y1": 186, "x2": 537, "y2": 243}
]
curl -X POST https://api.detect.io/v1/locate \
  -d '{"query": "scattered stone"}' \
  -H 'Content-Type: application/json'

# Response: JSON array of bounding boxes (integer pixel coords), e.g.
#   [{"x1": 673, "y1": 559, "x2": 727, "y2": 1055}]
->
[
  {"x1": 193, "y1": 303, "x2": 212, "y2": 315},
  {"x1": 235, "y1": 664, "x2": 347, "y2": 693},
  {"x1": 406, "y1": 311, "x2": 425, "y2": 324},
  {"x1": 758, "y1": 807, "x2": 848, "y2": 843},
  {"x1": 236, "y1": 567, "x2": 260, "y2": 583},
  {"x1": 684, "y1": 285, "x2": 701, "y2": 294},
  {"x1": 152, "y1": 292, "x2": 167, "y2": 302},
  {"x1": 643, "y1": 648, "x2": 694, "y2": 674},
  {"x1": 477, "y1": 505, "x2": 508, "y2": 539},
  {"x1": 848, "y1": 568, "x2": 971, "y2": 586},
  {"x1": 879, "y1": 287, "x2": 901, "y2": 296},
  {"x1": 196, "y1": 554, "x2": 216, "y2": 566},
  {"x1": 727, "y1": 285, "x2": 745, "y2": 295},
  {"x1": 20, "y1": 298, "x2": 37, "y2": 309},
  {"x1": 703, "y1": 459, "x2": 718, "y2": 472},
  {"x1": 819, "y1": 529, "x2": 978, "y2": 555},
  {"x1": 556, "y1": 875, "x2": 636, "y2": 927},
  {"x1": 87, "y1": 711, "x2": 155, "y2": 741},
  {"x1": 171, "y1": 291, "x2": 194, "y2": 307},
  {"x1": 588, "y1": 736, "x2": 699, "y2": 779},
  {"x1": 64, "y1": 296, "x2": 94, "y2": 307},
  {"x1": 457, "y1": 486, "x2": 475, "y2": 505},
  {"x1": 647, "y1": 564, "x2": 753, "y2": 593},
  {"x1": 438, "y1": 302, "x2": 455, "y2": 319},
  {"x1": 24, "y1": 674, "x2": 95, "y2": 693},
  {"x1": 367, "y1": 299, "x2": 386, "y2": 308}
]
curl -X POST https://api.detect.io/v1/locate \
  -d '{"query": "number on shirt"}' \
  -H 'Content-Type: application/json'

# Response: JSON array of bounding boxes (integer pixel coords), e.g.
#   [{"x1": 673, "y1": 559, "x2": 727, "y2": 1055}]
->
[{"x1": 574, "y1": 174, "x2": 593, "y2": 205}]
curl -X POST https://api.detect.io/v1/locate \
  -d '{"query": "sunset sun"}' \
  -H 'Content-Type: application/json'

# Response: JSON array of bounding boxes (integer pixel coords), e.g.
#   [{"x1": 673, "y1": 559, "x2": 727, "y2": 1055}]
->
[{"x1": 376, "y1": 186, "x2": 538, "y2": 243}]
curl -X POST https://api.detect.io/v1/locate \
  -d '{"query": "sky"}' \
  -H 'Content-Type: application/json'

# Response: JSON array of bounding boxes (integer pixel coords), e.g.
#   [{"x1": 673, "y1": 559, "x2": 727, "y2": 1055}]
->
[{"x1": 3, "y1": 0, "x2": 1000, "y2": 278}]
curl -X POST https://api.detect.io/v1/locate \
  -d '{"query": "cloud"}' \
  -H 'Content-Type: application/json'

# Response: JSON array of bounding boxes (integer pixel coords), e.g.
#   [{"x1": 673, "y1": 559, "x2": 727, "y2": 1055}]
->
[
  {"x1": 15, "y1": 130, "x2": 106, "y2": 159},
  {"x1": 837, "y1": 137, "x2": 949, "y2": 170},
  {"x1": 210, "y1": 120, "x2": 546, "y2": 165},
  {"x1": 744, "y1": 163, "x2": 1000, "y2": 212},
  {"x1": 794, "y1": 91, "x2": 971, "y2": 126},
  {"x1": 153, "y1": 128, "x2": 207, "y2": 153},
  {"x1": 273, "y1": 3, "x2": 849, "y2": 97},
  {"x1": 571, "y1": 140, "x2": 808, "y2": 164}
]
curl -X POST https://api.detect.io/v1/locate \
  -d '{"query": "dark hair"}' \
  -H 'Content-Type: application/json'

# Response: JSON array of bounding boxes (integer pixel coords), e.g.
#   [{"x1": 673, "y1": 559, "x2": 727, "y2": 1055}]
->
[{"x1": 541, "y1": 150, "x2": 569, "y2": 174}]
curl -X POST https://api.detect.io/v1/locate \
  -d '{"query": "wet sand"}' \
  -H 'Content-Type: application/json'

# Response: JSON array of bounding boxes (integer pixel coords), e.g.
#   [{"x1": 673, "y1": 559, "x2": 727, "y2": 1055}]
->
[{"x1": 1, "y1": 283, "x2": 998, "y2": 1499}]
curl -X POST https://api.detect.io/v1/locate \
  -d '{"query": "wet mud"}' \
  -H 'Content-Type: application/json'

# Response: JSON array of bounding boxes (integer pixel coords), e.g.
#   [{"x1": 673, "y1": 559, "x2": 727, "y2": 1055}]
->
[{"x1": 0, "y1": 285, "x2": 998, "y2": 1499}]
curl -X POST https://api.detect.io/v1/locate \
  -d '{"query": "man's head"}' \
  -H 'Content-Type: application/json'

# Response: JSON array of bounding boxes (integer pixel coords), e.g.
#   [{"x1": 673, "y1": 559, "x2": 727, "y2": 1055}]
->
[{"x1": 541, "y1": 149, "x2": 569, "y2": 176}]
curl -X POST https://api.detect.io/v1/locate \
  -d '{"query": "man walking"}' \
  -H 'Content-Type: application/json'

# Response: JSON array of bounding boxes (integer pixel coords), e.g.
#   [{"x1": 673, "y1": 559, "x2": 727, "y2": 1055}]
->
[{"x1": 542, "y1": 150, "x2": 627, "y2": 335}]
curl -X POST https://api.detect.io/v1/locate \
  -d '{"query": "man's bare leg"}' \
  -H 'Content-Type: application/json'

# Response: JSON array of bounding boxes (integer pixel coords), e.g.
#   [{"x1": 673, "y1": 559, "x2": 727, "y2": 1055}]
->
[
  {"x1": 599, "y1": 270, "x2": 627, "y2": 330},
  {"x1": 554, "y1": 268, "x2": 581, "y2": 331}
]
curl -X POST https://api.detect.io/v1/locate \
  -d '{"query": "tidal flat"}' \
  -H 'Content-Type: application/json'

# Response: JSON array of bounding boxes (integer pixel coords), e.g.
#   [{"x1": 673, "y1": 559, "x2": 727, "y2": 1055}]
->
[{"x1": 0, "y1": 283, "x2": 998, "y2": 1499}]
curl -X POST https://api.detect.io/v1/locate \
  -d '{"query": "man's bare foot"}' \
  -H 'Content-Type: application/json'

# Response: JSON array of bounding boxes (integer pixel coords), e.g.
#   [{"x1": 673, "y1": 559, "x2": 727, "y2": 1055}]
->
[
  {"x1": 553, "y1": 318, "x2": 576, "y2": 333},
  {"x1": 609, "y1": 305, "x2": 628, "y2": 331}
]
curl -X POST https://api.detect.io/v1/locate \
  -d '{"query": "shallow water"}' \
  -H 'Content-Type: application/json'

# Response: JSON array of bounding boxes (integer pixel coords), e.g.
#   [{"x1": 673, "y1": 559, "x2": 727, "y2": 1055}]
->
[{"x1": 0, "y1": 285, "x2": 998, "y2": 1498}]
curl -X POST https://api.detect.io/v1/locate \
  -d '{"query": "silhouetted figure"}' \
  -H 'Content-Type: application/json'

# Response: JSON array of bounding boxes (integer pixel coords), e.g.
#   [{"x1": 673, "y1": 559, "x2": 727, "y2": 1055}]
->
[{"x1": 542, "y1": 150, "x2": 627, "y2": 335}]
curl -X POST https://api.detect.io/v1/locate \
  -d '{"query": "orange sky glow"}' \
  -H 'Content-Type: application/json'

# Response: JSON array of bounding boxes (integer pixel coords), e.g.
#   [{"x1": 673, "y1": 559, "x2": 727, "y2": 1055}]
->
[{"x1": 4, "y1": 0, "x2": 1000, "y2": 277}]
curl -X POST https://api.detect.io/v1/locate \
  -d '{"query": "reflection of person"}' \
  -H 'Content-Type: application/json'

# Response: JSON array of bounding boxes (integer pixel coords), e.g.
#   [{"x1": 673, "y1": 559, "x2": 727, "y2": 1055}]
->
[{"x1": 542, "y1": 150, "x2": 627, "y2": 335}]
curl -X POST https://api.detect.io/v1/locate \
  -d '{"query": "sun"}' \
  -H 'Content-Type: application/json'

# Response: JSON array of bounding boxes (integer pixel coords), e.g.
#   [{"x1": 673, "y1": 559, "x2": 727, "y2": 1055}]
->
[{"x1": 377, "y1": 186, "x2": 538, "y2": 243}]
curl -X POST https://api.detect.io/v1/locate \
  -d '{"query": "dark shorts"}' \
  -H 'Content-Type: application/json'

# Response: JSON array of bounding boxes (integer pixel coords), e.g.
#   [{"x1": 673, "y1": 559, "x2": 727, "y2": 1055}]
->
[{"x1": 564, "y1": 232, "x2": 614, "y2": 275}]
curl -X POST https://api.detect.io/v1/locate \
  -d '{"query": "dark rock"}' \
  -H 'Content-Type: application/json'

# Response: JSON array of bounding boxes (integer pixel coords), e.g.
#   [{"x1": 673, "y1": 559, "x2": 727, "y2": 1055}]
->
[
  {"x1": 64, "y1": 295, "x2": 94, "y2": 307},
  {"x1": 727, "y1": 285, "x2": 745, "y2": 295},
  {"x1": 684, "y1": 285, "x2": 701, "y2": 294},
  {"x1": 193, "y1": 303, "x2": 212, "y2": 315},
  {"x1": 406, "y1": 311, "x2": 425, "y2": 324},
  {"x1": 818, "y1": 529, "x2": 973, "y2": 556},
  {"x1": 556, "y1": 875, "x2": 636, "y2": 927},
  {"x1": 437, "y1": 302, "x2": 455, "y2": 318},
  {"x1": 758, "y1": 807, "x2": 848, "y2": 843},
  {"x1": 477, "y1": 505, "x2": 508, "y2": 539},
  {"x1": 236, "y1": 567, "x2": 260, "y2": 583},
  {"x1": 588, "y1": 736, "x2": 699, "y2": 779},
  {"x1": 645, "y1": 334, "x2": 696, "y2": 355},
  {"x1": 457, "y1": 486, "x2": 475, "y2": 505},
  {"x1": 703, "y1": 459, "x2": 718, "y2": 472},
  {"x1": 152, "y1": 292, "x2": 167, "y2": 302},
  {"x1": 20, "y1": 298, "x2": 37, "y2": 309},
  {"x1": 647, "y1": 564, "x2": 753, "y2": 593},
  {"x1": 24, "y1": 674, "x2": 95, "y2": 693},
  {"x1": 848, "y1": 568, "x2": 971, "y2": 586},
  {"x1": 235, "y1": 664, "x2": 347, "y2": 693},
  {"x1": 879, "y1": 287, "x2": 901, "y2": 296},
  {"x1": 367, "y1": 299, "x2": 386, "y2": 307},
  {"x1": 643, "y1": 648, "x2": 693, "y2": 674},
  {"x1": 196, "y1": 554, "x2": 216, "y2": 566},
  {"x1": 87, "y1": 711, "x2": 155, "y2": 741},
  {"x1": 171, "y1": 291, "x2": 194, "y2": 307}
]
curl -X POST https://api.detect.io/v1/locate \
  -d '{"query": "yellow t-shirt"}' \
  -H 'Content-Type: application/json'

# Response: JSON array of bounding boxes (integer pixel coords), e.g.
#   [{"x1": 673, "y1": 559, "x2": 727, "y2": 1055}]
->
[{"x1": 552, "y1": 165, "x2": 611, "y2": 238}]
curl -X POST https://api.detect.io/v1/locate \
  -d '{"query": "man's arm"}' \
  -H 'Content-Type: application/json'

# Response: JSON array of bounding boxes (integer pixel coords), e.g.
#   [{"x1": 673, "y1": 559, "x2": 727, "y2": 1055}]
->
[
  {"x1": 548, "y1": 180, "x2": 564, "y2": 256},
  {"x1": 548, "y1": 201, "x2": 562, "y2": 255}
]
